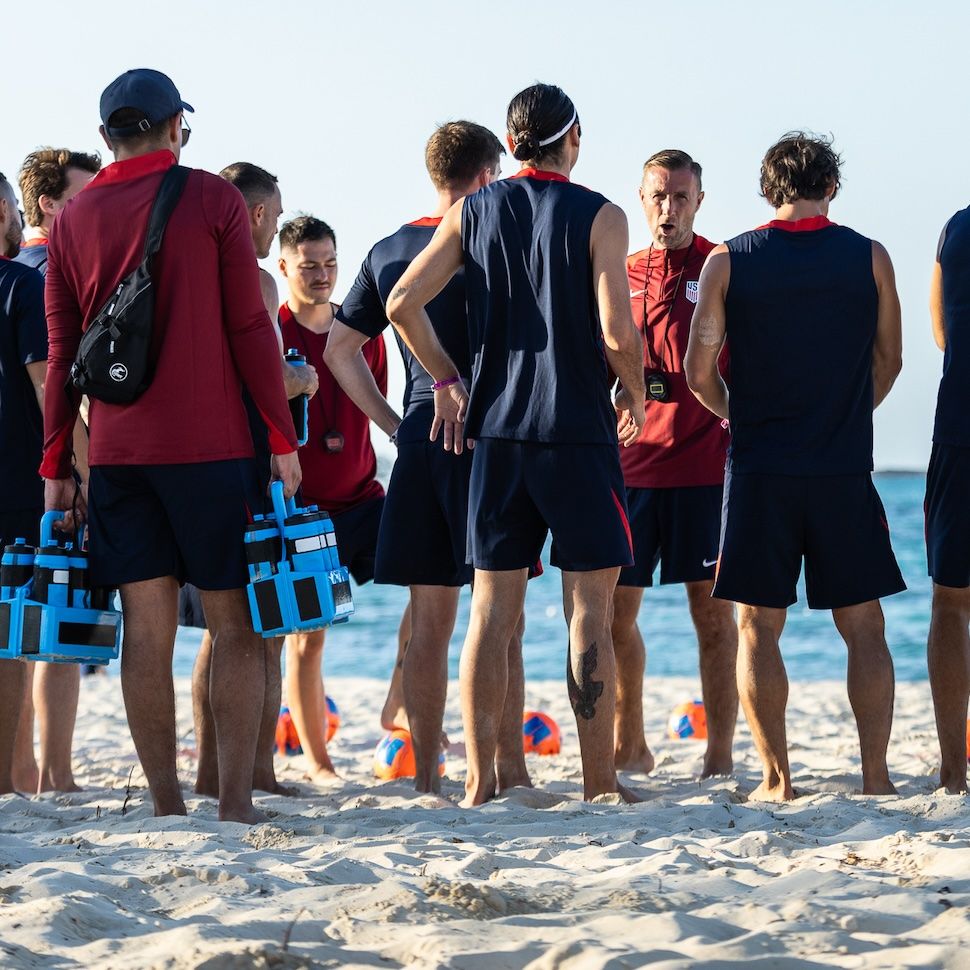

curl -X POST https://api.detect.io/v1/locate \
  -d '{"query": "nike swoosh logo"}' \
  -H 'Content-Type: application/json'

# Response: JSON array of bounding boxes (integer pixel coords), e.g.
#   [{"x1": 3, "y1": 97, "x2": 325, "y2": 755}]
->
[
  {"x1": 629, "y1": 289, "x2": 646, "y2": 298},
  {"x1": 702, "y1": 558, "x2": 718, "y2": 568}
]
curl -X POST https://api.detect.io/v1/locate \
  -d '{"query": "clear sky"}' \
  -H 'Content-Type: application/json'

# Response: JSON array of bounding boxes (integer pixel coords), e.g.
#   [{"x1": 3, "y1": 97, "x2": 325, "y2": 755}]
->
[{"x1": 7, "y1": 0, "x2": 966, "y2": 470}]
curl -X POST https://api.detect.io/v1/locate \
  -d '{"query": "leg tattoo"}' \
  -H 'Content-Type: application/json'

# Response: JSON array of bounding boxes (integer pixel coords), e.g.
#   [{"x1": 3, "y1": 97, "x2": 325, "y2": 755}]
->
[{"x1": 567, "y1": 641, "x2": 604, "y2": 721}]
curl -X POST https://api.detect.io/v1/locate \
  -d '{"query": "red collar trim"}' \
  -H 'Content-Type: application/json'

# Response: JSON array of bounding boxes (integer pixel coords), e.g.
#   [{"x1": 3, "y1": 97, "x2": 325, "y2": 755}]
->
[
  {"x1": 88, "y1": 149, "x2": 177, "y2": 188},
  {"x1": 511, "y1": 168, "x2": 569, "y2": 183},
  {"x1": 22, "y1": 238, "x2": 48, "y2": 248},
  {"x1": 756, "y1": 216, "x2": 836, "y2": 233},
  {"x1": 0, "y1": 255, "x2": 9, "y2": 262},
  {"x1": 408, "y1": 216, "x2": 442, "y2": 227}
]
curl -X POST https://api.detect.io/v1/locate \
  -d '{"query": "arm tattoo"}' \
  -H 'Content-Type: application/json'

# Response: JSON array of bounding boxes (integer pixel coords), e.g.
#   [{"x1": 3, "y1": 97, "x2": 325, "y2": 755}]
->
[
  {"x1": 389, "y1": 283, "x2": 411, "y2": 302},
  {"x1": 694, "y1": 314, "x2": 723, "y2": 347},
  {"x1": 567, "y1": 641, "x2": 604, "y2": 721}
]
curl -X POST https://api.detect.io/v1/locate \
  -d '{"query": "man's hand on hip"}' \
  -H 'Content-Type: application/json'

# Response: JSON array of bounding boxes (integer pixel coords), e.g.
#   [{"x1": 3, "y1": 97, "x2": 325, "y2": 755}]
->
[{"x1": 431, "y1": 381, "x2": 472, "y2": 456}]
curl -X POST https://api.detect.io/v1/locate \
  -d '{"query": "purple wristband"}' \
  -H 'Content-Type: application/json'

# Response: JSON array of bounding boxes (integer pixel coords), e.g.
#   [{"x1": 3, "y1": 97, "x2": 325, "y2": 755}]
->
[{"x1": 432, "y1": 375, "x2": 461, "y2": 391}]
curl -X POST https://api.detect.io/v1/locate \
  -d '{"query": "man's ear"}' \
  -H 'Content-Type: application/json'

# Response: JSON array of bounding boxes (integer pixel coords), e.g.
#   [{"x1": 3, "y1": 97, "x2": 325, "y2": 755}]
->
[
  {"x1": 98, "y1": 124, "x2": 114, "y2": 153},
  {"x1": 39, "y1": 194, "x2": 59, "y2": 218},
  {"x1": 695, "y1": 190, "x2": 705, "y2": 212},
  {"x1": 251, "y1": 202, "x2": 265, "y2": 227}
]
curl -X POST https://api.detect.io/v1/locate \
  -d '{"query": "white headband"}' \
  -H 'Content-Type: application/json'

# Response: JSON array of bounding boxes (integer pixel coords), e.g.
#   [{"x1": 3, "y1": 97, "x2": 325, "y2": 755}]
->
[{"x1": 538, "y1": 110, "x2": 577, "y2": 147}]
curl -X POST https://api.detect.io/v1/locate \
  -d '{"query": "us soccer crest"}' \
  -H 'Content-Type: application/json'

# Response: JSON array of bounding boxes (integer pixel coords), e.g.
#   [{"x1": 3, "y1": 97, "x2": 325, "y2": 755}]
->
[{"x1": 685, "y1": 280, "x2": 699, "y2": 304}]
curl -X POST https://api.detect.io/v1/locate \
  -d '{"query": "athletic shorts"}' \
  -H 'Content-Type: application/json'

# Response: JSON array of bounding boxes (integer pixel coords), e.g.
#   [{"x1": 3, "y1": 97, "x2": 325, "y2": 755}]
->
[
  {"x1": 712, "y1": 471, "x2": 906, "y2": 610},
  {"x1": 375, "y1": 441, "x2": 474, "y2": 587},
  {"x1": 0, "y1": 507, "x2": 43, "y2": 548},
  {"x1": 87, "y1": 460, "x2": 260, "y2": 590},
  {"x1": 926, "y1": 442, "x2": 970, "y2": 588},
  {"x1": 468, "y1": 439, "x2": 633, "y2": 572},
  {"x1": 331, "y1": 496, "x2": 383, "y2": 585},
  {"x1": 618, "y1": 485, "x2": 723, "y2": 588}
]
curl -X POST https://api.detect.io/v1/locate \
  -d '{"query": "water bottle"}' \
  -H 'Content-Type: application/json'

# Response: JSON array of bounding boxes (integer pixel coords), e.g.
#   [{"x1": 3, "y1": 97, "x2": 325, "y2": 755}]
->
[
  {"x1": 245, "y1": 515, "x2": 282, "y2": 582},
  {"x1": 1, "y1": 540, "x2": 35, "y2": 599},
  {"x1": 270, "y1": 481, "x2": 332, "y2": 574},
  {"x1": 284, "y1": 349, "x2": 309, "y2": 446}
]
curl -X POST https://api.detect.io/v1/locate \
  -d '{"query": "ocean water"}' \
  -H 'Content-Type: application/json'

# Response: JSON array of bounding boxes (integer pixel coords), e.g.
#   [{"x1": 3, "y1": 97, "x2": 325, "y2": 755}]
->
[{"x1": 171, "y1": 472, "x2": 932, "y2": 684}]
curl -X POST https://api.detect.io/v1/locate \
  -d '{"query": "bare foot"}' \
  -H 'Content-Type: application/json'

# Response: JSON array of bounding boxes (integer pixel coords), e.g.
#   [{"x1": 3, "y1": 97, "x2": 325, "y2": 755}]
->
[
  {"x1": 862, "y1": 777, "x2": 898, "y2": 796},
  {"x1": 746, "y1": 778, "x2": 795, "y2": 802},
  {"x1": 254, "y1": 779, "x2": 302, "y2": 797},
  {"x1": 305, "y1": 765, "x2": 341, "y2": 785},
  {"x1": 495, "y1": 763, "x2": 533, "y2": 793},
  {"x1": 12, "y1": 765, "x2": 38, "y2": 795},
  {"x1": 939, "y1": 766, "x2": 968, "y2": 795},
  {"x1": 615, "y1": 747, "x2": 655, "y2": 774},
  {"x1": 700, "y1": 757, "x2": 734, "y2": 779},
  {"x1": 38, "y1": 772, "x2": 82, "y2": 794},
  {"x1": 461, "y1": 771, "x2": 497, "y2": 807},
  {"x1": 153, "y1": 800, "x2": 188, "y2": 817},
  {"x1": 617, "y1": 781, "x2": 643, "y2": 804},
  {"x1": 219, "y1": 805, "x2": 269, "y2": 824}
]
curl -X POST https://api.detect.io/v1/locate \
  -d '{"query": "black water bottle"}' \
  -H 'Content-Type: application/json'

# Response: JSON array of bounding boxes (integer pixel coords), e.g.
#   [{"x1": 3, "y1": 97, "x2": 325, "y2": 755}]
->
[{"x1": 284, "y1": 349, "x2": 309, "y2": 446}]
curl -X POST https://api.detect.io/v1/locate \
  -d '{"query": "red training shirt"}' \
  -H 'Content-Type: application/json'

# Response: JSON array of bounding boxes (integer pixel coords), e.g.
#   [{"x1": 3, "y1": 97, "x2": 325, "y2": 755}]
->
[
  {"x1": 41, "y1": 150, "x2": 296, "y2": 478},
  {"x1": 278, "y1": 303, "x2": 385, "y2": 514},
  {"x1": 621, "y1": 233, "x2": 729, "y2": 488}
]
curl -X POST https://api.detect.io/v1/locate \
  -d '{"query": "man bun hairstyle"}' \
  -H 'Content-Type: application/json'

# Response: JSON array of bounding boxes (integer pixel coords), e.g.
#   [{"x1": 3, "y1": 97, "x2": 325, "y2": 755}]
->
[
  {"x1": 642, "y1": 149, "x2": 703, "y2": 191},
  {"x1": 760, "y1": 131, "x2": 842, "y2": 208},
  {"x1": 507, "y1": 83, "x2": 578, "y2": 164},
  {"x1": 220, "y1": 162, "x2": 278, "y2": 208},
  {"x1": 425, "y1": 121, "x2": 504, "y2": 190},
  {"x1": 18, "y1": 148, "x2": 102, "y2": 228},
  {"x1": 279, "y1": 214, "x2": 336, "y2": 253}
]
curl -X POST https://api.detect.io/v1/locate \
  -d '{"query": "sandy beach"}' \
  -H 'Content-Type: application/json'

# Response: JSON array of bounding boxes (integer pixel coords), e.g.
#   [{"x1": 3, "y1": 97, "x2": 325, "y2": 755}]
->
[{"x1": 1, "y1": 673, "x2": 968, "y2": 969}]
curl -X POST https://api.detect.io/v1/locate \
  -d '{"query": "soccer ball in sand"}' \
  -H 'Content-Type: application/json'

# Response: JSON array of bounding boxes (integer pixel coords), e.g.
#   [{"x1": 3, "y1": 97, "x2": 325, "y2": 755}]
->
[
  {"x1": 273, "y1": 697, "x2": 340, "y2": 755},
  {"x1": 667, "y1": 700, "x2": 707, "y2": 740},
  {"x1": 522, "y1": 711, "x2": 561, "y2": 755},
  {"x1": 373, "y1": 729, "x2": 445, "y2": 780}
]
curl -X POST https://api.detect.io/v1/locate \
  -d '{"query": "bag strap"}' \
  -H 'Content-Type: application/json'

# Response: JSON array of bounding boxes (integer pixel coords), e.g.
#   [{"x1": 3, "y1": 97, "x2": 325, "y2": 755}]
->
[{"x1": 142, "y1": 165, "x2": 190, "y2": 261}]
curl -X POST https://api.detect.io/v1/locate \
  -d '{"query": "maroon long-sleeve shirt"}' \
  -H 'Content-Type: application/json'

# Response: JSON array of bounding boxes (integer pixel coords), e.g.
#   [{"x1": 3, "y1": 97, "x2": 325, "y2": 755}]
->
[{"x1": 41, "y1": 149, "x2": 296, "y2": 479}]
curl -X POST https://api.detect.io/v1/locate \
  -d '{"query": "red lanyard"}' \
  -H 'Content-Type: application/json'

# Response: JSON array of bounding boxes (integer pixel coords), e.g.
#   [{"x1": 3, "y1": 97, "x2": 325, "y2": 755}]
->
[{"x1": 642, "y1": 240, "x2": 692, "y2": 373}]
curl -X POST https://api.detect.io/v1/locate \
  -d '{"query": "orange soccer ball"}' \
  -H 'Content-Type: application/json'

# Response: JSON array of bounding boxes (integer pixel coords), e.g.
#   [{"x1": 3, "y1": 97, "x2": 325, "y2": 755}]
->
[
  {"x1": 373, "y1": 729, "x2": 445, "y2": 780},
  {"x1": 667, "y1": 699, "x2": 708, "y2": 740},
  {"x1": 273, "y1": 696, "x2": 340, "y2": 755},
  {"x1": 522, "y1": 711, "x2": 561, "y2": 755}
]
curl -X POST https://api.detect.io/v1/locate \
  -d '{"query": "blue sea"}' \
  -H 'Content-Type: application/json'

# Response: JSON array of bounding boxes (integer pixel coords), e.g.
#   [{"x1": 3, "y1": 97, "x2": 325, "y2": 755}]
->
[{"x1": 172, "y1": 472, "x2": 932, "y2": 683}]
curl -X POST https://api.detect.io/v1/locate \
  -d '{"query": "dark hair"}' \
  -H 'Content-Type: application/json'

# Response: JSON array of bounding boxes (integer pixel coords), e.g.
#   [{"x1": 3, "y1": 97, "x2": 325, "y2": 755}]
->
[
  {"x1": 219, "y1": 162, "x2": 278, "y2": 207},
  {"x1": 642, "y1": 149, "x2": 702, "y2": 191},
  {"x1": 279, "y1": 214, "x2": 336, "y2": 252},
  {"x1": 18, "y1": 148, "x2": 101, "y2": 227},
  {"x1": 506, "y1": 83, "x2": 577, "y2": 164},
  {"x1": 760, "y1": 131, "x2": 841, "y2": 208},
  {"x1": 425, "y1": 121, "x2": 504, "y2": 190},
  {"x1": 105, "y1": 108, "x2": 177, "y2": 151}
]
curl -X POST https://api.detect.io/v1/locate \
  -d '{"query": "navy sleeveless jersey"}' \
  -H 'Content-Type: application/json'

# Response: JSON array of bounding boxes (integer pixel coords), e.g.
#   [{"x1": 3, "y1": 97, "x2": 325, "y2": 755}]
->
[
  {"x1": 460, "y1": 171, "x2": 616, "y2": 444},
  {"x1": 724, "y1": 218, "x2": 877, "y2": 475},
  {"x1": 337, "y1": 219, "x2": 470, "y2": 444},
  {"x1": 934, "y1": 206, "x2": 970, "y2": 447}
]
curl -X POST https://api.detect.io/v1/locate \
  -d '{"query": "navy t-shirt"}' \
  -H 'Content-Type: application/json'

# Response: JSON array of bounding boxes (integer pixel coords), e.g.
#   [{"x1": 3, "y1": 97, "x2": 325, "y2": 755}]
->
[
  {"x1": 14, "y1": 241, "x2": 49, "y2": 276},
  {"x1": 336, "y1": 218, "x2": 471, "y2": 444},
  {"x1": 0, "y1": 258, "x2": 48, "y2": 511},
  {"x1": 460, "y1": 171, "x2": 615, "y2": 444},
  {"x1": 724, "y1": 217, "x2": 877, "y2": 476},
  {"x1": 934, "y1": 207, "x2": 970, "y2": 448}
]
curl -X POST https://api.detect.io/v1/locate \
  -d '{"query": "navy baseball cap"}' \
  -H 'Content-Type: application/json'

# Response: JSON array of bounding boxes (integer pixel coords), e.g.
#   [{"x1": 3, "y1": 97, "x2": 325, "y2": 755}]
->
[{"x1": 100, "y1": 68, "x2": 194, "y2": 137}]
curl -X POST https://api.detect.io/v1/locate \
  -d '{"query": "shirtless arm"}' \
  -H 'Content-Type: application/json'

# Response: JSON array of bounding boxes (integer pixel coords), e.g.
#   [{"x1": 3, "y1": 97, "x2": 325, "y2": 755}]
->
[
  {"x1": 871, "y1": 240, "x2": 902, "y2": 408},
  {"x1": 386, "y1": 199, "x2": 466, "y2": 453},
  {"x1": 261, "y1": 268, "x2": 319, "y2": 400},
  {"x1": 591, "y1": 203, "x2": 645, "y2": 445},
  {"x1": 324, "y1": 321, "x2": 402, "y2": 437},
  {"x1": 684, "y1": 246, "x2": 730, "y2": 421}
]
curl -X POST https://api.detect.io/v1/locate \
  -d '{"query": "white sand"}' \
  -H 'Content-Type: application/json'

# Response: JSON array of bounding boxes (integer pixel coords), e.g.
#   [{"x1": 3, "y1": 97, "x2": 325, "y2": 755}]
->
[{"x1": 1, "y1": 673, "x2": 968, "y2": 969}]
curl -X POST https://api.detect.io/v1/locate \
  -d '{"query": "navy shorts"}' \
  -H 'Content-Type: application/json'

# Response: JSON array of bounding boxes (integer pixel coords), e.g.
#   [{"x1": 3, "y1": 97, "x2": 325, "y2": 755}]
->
[
  {"x1": 0, "y1": 507, "x2": 43, "y2": 548},
  {"x1": 618, "y1": 485, "x2": 723, "y2": 588},
  {"x1": 87, "y1": 459, "x2": 261, "y2": 590},
  {"x1": 376, "y1": 441, "x2": 474, "y2": 587},
  {"x1": 332, "y1": 496, "x2": 384, "y2": 585},
  {"x1": 713, "y1": 471, "x2": 906, "y2": 610},
  {"x1": 926, "y1": 442, "x2": 970, "y2": 588},
  {"x1": 468, "y1": 439, "x2": 633, "y2": 572}
]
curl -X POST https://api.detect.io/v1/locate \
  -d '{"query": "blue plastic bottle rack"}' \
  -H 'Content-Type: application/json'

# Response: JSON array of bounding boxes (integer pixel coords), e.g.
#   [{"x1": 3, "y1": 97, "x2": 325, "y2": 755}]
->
[
  {"x1": 245, "y1": 481, "x2": 354, "y2": 637},
  {"x1": 0, "y1": 512, "x2": 121, "y2": 665}
]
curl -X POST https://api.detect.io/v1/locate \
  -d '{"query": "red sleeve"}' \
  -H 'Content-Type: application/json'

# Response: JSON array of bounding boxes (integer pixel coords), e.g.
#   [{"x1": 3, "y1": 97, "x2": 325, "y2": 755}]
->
[
  {"x1": 210, "y1": 180, "x2": 297, "y2": 454},
  {"x1": 366, "y1": 333, "x2": 388, "y2": 398},
  {"x1": 40, "y1": 223, "x2": 82, "y2": 479}
]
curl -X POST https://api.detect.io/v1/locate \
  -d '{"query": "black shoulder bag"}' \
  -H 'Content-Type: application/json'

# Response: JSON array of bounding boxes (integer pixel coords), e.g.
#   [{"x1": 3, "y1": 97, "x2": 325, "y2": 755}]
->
[{"x1": 70, "y1": 165, "x2": 190, "y2": 404}]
